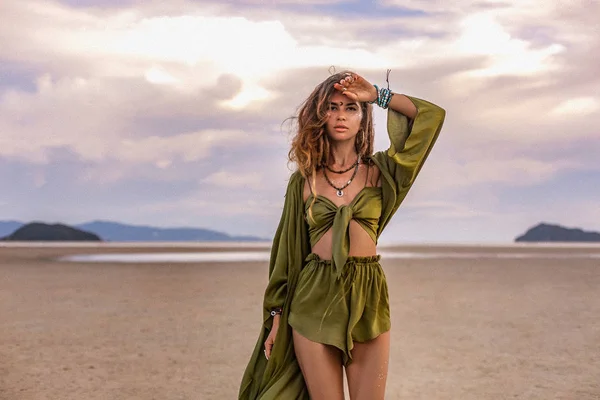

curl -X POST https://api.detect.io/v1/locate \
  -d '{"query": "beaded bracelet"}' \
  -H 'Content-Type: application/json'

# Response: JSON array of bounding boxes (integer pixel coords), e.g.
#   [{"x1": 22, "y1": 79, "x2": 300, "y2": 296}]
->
[
  {"x1": 368, "y1": 84, "x2": 380, "y2": 104},
  {"x1": 368, "y1": 84, "x2": 394, "y2": 109},
  {"x1": 378, "y1": 87, "x2": 394, "y2": 109}
]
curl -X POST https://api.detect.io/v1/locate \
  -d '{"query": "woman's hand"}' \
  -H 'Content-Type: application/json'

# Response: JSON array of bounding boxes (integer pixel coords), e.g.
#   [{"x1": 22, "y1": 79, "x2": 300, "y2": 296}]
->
[
  {"x1": 333, "y1": 72, "x2": 378, "y2": 103},
  {"x1": 264, "y1": 315, "x2": 280, "y2": 360}
]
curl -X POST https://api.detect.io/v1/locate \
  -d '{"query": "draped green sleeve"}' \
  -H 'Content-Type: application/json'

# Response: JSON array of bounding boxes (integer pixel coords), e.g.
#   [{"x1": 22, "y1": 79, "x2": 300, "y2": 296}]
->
[
  {"x1": 262, "y1": 171, "x2": 310, "y2": 314},
  {"x1": 239, "y1": 171, "x2": 311, "y2": 400},
  {"x1": 371, "y1": 95, "x2": 446, "y2": 234}
]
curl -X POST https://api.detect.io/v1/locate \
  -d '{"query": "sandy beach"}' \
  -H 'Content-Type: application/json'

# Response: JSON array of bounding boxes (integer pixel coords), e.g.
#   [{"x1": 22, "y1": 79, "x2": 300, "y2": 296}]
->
[{"x1": 1, "y1": 243, "x2": 599, "y2": 400}]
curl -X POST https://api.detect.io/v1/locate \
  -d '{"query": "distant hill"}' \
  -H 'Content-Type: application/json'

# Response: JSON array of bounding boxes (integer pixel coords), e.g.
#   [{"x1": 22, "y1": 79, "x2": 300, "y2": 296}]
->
[
  {"x1": 77, "y1": 220, "x2": 266, "y2": 242},
  {"x1": 515, "y1": 223, "x2": 600, "y2": 242},
  {"x1": 0, "y1": 220, "x2": 266, "y2": 242},
  {"x1": 1, "y1": 222, "x2": 101, "y2": 241}
]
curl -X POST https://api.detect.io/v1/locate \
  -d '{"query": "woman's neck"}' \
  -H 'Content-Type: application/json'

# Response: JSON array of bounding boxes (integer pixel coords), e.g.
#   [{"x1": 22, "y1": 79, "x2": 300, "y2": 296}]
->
[{"x1": 329, "y1": 142, "x2": 359, "y2": 167}]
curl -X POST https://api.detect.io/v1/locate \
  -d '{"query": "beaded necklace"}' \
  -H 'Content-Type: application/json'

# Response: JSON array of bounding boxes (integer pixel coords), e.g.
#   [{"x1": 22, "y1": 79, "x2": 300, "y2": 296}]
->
[
  {"x1": 323, "y1": 159, "x2": 360, "y2": 197},
  {"x1": 324, "y1": 157, "x2": 359, "y2": 174}
]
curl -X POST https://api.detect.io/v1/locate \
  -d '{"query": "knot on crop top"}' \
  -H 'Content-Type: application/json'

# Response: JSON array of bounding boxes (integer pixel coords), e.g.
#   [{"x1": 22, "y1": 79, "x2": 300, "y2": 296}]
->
[{"x1": 305, "y1": 186, "x2": 382, "y2": 279}]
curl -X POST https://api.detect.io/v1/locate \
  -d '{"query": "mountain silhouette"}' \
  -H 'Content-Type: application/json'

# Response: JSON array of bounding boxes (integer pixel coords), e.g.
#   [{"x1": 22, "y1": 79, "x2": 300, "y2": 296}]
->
[
  {"x1": 515, "y1": 223, "x2": 600, "y2": 242},
  {"x1": 1, "y1": 222, "x2": 101, "y2": 241},
  {"x1": 0, "y1": 220, "x2": 265, "y2": 242}
]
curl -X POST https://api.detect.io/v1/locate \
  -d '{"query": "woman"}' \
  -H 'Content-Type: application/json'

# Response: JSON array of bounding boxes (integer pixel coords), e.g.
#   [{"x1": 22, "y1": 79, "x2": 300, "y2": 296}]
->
[{"x1": 239, "y1": 70, "x2": 445, "y2": 399}]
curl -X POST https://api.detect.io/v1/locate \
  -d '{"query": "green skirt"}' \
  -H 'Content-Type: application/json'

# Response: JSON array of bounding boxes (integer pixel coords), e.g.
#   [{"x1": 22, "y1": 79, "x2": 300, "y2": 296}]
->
[{"x1": 288, "y1": 253, "x2": 391, "y2": 366}]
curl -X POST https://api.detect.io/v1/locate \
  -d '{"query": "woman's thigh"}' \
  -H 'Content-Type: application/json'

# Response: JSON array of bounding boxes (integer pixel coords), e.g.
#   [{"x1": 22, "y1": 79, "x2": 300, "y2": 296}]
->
[
  {"x1": 292, "y1": 329, "x2": 344, "y2": 400},
  {"x1": 345, "y1": 330, "x2": 391, "y2": 400}
]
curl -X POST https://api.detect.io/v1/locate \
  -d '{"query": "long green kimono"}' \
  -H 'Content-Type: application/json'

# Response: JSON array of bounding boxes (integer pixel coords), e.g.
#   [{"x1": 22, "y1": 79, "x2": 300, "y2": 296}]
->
[{"x1": 239, "y1": 96, "x2": 446, "y2": 399}]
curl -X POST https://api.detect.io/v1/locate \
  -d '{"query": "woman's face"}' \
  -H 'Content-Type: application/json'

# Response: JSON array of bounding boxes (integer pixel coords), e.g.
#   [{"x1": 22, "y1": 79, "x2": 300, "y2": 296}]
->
[{"x1": 325, "y1": 92, "x2": 363, "y2": 142}]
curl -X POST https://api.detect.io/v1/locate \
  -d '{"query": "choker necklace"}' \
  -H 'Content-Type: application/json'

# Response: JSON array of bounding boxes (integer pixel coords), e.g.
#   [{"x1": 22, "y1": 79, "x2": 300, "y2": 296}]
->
[
  {"x1": 323, "y1": 159, "x2": 360, "y2": 197},
  {"x1": 325, "y1": 157, "x2": 360, "y2": 174}
]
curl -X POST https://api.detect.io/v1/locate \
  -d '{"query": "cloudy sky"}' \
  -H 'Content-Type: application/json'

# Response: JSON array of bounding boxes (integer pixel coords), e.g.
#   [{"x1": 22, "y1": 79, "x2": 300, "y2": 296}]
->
[{"x1": 0, "y1": 0, "x2": 598, "y2": 243}]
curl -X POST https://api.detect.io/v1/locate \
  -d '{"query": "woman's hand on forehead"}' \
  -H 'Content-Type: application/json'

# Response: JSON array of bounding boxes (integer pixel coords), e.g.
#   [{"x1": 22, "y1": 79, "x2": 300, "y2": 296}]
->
[{"x1": 333, "y1": 73, "x2": 378, "y2": 104}]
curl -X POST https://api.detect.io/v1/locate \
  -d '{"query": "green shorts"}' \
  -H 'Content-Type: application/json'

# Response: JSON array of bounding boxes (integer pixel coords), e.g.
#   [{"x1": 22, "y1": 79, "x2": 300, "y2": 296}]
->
[{"x1": 288, "y1": 252, "x2": 391, "y2": 366}]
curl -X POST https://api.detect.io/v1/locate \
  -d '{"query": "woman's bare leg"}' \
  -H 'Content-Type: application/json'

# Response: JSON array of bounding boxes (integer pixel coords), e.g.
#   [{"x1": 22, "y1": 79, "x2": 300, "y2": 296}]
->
[
  {"x1": 292, "y1": 329, "x2": 344, "y2": 400},
  {"x1": 345, "y1": 330, "x2": 391, "y2": 400}
]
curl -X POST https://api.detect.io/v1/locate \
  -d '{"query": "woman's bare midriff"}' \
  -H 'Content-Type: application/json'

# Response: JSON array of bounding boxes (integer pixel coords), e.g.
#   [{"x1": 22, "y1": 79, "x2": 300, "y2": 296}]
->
[{"x1": 310, "y1": 221, "x2": 378, "y2": 260}]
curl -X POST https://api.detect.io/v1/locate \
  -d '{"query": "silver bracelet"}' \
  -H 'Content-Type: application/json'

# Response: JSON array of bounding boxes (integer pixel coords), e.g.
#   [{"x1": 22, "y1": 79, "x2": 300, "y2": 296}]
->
[{"x1": 270, "y1": 307, "x2": 282, "y2": 317}]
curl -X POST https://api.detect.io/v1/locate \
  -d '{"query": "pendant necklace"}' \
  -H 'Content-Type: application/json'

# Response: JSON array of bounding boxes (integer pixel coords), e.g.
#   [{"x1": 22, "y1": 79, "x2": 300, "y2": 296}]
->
[{"x1": 323, "y1": 158, "x2": 360, "y2": 197}]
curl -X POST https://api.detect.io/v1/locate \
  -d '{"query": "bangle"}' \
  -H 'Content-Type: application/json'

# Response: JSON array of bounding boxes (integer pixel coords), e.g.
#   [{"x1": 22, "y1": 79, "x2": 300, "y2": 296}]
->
[{"x1": 270, "y1": 307, "x2": 283, "y2": 317}]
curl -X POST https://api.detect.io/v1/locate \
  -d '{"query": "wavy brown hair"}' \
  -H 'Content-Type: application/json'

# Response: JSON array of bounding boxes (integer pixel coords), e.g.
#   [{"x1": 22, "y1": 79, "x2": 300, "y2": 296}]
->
[{"x1": 288, "y1": 71, "x2": 375, "y2": 218}]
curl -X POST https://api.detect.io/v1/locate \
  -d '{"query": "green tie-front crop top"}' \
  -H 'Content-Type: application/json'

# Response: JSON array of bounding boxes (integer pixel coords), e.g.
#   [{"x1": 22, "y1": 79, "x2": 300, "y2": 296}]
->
[{"x1": 305, "y1": 185, "x2": 383, "y2": 279}]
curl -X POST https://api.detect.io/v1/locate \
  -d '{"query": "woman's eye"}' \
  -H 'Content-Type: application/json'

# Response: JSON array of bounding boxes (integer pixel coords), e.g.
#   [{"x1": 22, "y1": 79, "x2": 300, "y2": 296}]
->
[{"x1": 348, "y1": 107, "x2": 357, "y2": 111}]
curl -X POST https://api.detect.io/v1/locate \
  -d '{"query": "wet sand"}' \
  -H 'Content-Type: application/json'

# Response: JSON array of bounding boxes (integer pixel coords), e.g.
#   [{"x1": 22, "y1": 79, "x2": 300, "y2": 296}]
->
[{"x1": 1, "y1": 244, "x2": 599, "y2": 399}]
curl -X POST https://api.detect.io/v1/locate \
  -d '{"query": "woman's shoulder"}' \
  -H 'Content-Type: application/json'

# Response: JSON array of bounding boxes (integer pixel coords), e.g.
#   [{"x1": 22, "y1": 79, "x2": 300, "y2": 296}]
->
[
  {"x1": 362, "y1": 155, "x2": 382, "y2": 187},
  {"x1": 288, "y1": 169, "x2": 305, "y2": 185},
  {"x1": 282, "y1": 170, "x2": 305, "y2": 195}
]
